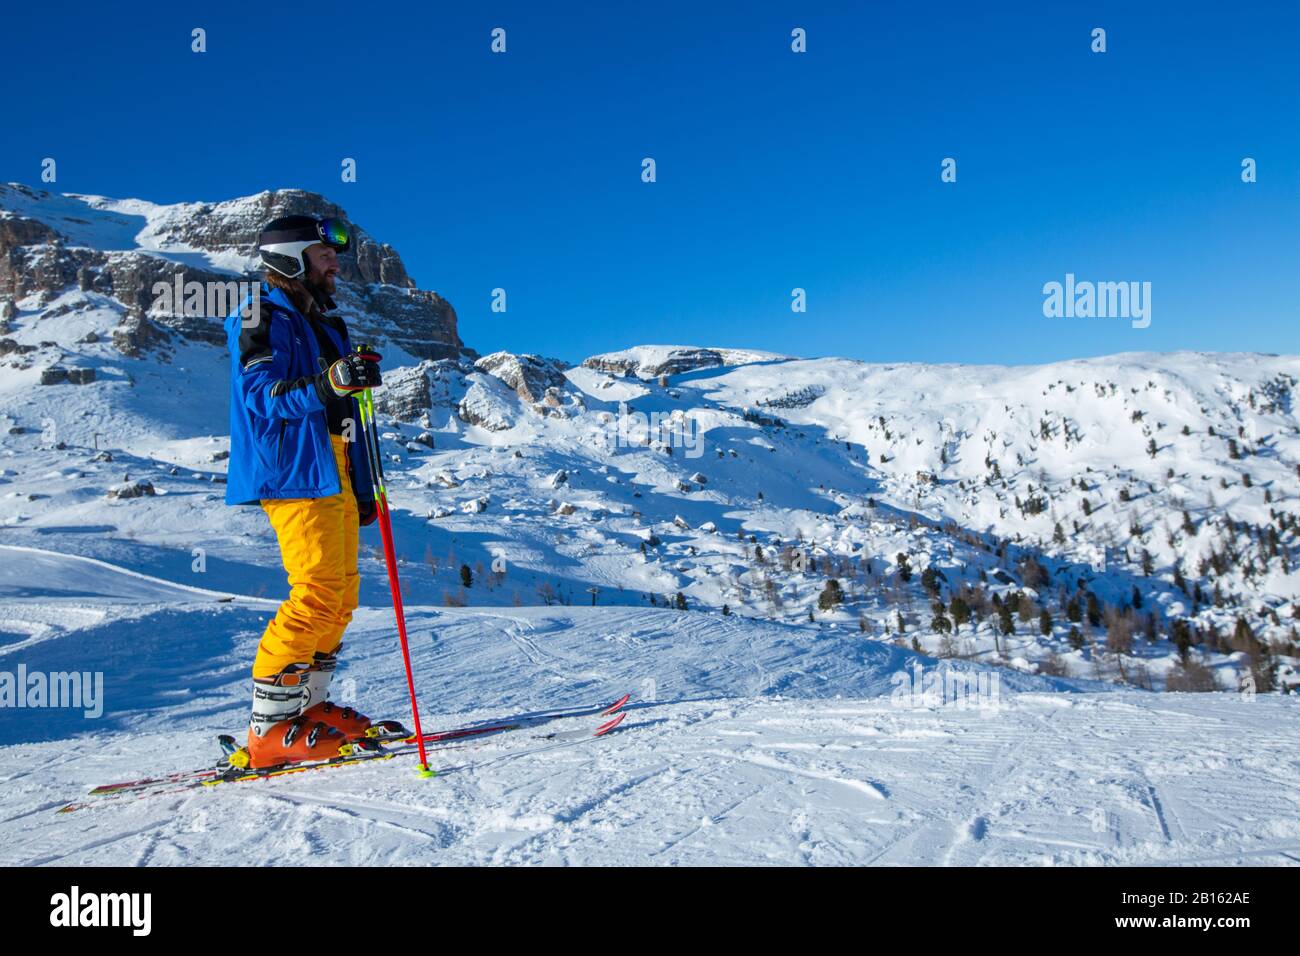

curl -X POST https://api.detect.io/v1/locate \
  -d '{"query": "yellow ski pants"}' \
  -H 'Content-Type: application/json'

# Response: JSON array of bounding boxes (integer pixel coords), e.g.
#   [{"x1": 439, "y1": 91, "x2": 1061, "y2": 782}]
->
[{"x1": 253, "y1": 435, "x2": 360, "y2": 679}]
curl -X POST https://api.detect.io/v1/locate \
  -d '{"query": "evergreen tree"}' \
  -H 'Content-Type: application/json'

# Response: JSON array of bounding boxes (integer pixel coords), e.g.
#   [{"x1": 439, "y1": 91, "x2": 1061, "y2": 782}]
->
[
  {"x1": 1233, "y1": 616, "x2": 1254, "y2": 648},
  {"x1": 818, "y1": 578, "x2": 845, "y2": 610},
  {"x1": 1170, "y1": 618, "x2": 1192, "y2": 660},
  {"x1": 949, "y1": 596, "x2": 972, "y2": 630},
  {"x1": 921, "y1": 566, "x2": 941, "y2": 595},
  {"x1": 1086, "y1": 592, "x2": 1102, "y2": 628}
]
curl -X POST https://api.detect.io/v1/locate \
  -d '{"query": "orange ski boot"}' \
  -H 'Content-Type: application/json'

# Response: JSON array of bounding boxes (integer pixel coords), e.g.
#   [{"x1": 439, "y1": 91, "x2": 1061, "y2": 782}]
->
[
  {"x1": 302, "y1": 700, "x2": 373, "y2": 740},
  {"x1": 245, "y1": 665, "x2": 351, "y2": 769},
  {"x1": 246, "y1": 715, "x2": 350, "y2": 769}
]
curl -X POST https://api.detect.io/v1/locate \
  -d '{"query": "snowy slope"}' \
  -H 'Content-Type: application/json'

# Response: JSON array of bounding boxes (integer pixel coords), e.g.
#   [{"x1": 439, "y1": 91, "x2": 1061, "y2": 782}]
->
[{"x1": 2, "y1": 548, "x2": 1298, "y2": 866}]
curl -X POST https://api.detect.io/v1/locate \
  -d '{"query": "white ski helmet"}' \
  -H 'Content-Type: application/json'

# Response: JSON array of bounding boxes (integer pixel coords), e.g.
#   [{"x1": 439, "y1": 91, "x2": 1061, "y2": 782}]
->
[{"x1": 257, "y1": 215, "x2": 352, "y2": 279}]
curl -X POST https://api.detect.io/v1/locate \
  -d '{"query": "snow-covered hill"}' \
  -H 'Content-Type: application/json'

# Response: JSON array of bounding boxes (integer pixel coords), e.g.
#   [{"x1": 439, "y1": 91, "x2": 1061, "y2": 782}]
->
[
  {"x1": 2, "y1": 186, "x2": 1298, "y2": 693},
  {"x1": 1, "y1": 296, "x2": 1293, "y2": 691},
  {"x1": 1, "y1": 185, "x2": 1297, "y2": 865}
]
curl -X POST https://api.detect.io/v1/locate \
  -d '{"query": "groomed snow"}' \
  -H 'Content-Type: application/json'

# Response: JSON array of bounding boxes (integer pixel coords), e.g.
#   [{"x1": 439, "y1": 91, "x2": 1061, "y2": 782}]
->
[{"x1": 0, "y1": 548, "x2": 1297, "y2": 866}]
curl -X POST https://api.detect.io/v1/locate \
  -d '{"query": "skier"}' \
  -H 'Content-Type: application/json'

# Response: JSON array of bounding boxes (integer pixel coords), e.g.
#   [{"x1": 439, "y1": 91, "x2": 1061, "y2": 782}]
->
[{"x1": 223, "y1": 215, "x2": 384, "y2": 768}]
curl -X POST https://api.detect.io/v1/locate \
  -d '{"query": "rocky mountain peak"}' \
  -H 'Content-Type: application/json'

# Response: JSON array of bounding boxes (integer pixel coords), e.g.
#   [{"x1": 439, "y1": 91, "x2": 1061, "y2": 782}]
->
[
  {"x1": 582, "y1": 345, "x2": 788, "y2": 380},
  {"x1": 0, "y1": 184, "x2": 463, "y2": 361},
  {"x1": 141, "y1": 188, "x2": 416, "y2": 290}
]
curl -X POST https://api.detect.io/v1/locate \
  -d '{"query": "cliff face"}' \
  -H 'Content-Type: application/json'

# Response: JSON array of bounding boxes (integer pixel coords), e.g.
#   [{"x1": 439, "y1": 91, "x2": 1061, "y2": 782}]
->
[
  {"x1": 581, "y1": 345, "x2": 789, "y2": 380},
  {"x1": 0, "y1": 183, "x2": 463, "y2": 361}
]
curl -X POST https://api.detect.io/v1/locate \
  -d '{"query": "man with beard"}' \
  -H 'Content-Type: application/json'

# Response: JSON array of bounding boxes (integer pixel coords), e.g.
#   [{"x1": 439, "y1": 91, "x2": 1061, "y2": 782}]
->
[{"x1": 223, "y1": 215, "x2": 384, "y2": 767}]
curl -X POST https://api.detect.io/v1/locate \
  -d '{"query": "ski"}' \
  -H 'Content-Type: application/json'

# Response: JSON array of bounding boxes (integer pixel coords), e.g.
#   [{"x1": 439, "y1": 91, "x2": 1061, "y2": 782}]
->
[
  {"x1": 172, "y1": 710, "x2": 628, "y2": 799},
  {"x1": 206, "y1": 710, "x2": 627, "y2": 791},
  {"x1": 87, "y1": 767, "x2": 223, "y2": 797},
  {"x1": 404, "y1": 692, "x2": 631, "y2": 746},
  {"x1": 60, "y1": 695, "x2": 631, "y2": 813},
  {"x1": 83, "y1": 718, "x2": 414, "y2": 797},
  {"x1": 535, "y1": 709, "x2": 626, "y2": 741},
  {"x1": 78, "y1": 696, "x2": 627, "y2": 800},
  {"x1": 58, "y1": 711, "x2": 626, "y2": 813}
]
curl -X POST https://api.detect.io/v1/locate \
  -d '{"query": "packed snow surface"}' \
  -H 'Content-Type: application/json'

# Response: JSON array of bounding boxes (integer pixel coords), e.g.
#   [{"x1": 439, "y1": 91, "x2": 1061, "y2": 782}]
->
[{"x1": 0, "y1": 547, "x2": 1297, "y2": 866}]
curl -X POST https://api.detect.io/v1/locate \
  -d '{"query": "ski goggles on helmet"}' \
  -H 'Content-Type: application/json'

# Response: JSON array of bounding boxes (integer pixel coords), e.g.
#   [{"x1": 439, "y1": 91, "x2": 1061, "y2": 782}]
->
[{"x1": 316, "y1": 218, "x2": 351, "y2": 252}]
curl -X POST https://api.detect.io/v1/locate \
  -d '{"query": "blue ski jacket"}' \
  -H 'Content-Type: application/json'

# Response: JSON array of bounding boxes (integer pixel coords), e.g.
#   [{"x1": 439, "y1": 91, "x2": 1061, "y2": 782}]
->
[{"x1": 223, "y1": 283, "x2": 374, "y2": 507}]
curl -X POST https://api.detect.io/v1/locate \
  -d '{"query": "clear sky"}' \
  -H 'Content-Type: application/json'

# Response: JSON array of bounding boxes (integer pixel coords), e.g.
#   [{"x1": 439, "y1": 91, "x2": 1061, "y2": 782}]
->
[{"x1": 3, "y1": 1, "x2": 1297, "y2": 366}]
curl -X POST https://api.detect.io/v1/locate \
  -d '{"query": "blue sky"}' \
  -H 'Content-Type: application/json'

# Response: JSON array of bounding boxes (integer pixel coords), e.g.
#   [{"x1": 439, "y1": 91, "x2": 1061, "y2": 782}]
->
[{"x1": 3, "y1": 1, "x2": 1297, "y2": 365}]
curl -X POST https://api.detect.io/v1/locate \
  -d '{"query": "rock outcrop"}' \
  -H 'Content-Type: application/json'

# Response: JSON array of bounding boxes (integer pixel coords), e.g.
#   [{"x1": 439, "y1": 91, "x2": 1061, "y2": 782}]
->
[
  {"x1": 38, "y1": 367, "x2": 95, "y2": 385},
  {"x1": 458, "y1": 376, "x2": 517, "y2": 431},
  {"x1": 0, "y1": 183, "x2": 464, "y2": 361},
  {"x1": 582, "y1": 346, "x2": 784, "y2": 380},
  {"x1": 474, "y1": 352, "x2": 568, "y2": 403},
  {"x1": 372, "y1": 362, "x2": 435, "y2": 421},
  {"x1": 107, "y1": 478, "x2": 156, "y2": 499}
]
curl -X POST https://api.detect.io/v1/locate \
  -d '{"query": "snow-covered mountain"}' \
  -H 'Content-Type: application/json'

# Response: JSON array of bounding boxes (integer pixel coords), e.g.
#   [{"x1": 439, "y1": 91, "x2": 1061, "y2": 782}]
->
[
  {"x1": 0, "y1": 182, "x2": 461, "y2": 362},
  {"x1": 1, "y1": 185, "x2": 1297, "y2": 865},
  {"x1": 1, "y1": 184, "x2": 1297, "y2": 695}
]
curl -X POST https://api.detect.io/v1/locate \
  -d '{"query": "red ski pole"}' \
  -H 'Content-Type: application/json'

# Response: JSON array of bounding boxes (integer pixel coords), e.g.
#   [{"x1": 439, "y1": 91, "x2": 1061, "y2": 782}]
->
[{"x1": 356, "y1": 379, "x2": 433, "y2": 777}]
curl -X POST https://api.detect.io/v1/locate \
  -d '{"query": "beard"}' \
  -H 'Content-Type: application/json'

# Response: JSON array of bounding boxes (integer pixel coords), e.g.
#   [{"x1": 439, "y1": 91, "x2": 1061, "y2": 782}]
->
[{"x1": 306, "y1": 269, "x2": 337, "y2": 296}]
